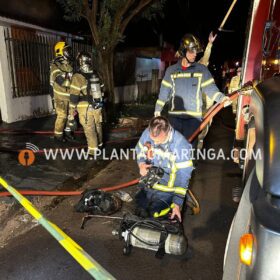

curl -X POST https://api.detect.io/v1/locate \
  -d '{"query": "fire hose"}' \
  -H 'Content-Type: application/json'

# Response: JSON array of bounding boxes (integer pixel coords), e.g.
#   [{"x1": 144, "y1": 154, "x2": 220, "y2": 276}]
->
[
  {"x1": 0, "y1": 136, "x2": 139, "y2": 154},
  {"x1": 0, "y1": 124, "x2": 144, "y2": 154},
  {"x1": 0, "y1": 83, "x2": 252, "y2": 198},
  {"x1": 0, "y1": 125, "x2": 145, "y2": 135},
  {"x1": 0, "y1": 179, "x2": 140, "y2": 197}
]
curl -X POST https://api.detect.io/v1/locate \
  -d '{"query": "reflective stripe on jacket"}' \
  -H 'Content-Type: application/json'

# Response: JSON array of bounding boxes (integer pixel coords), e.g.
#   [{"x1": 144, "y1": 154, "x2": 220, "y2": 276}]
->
[
  {"x1": 68, "y1": 73, "x2": 89, "y2": 117},
  {"x1": 50, "y1": 60, "x2": 73, "y2": 101},
  {"x1": 155, "y1": 60, "x2": 224, "y2": 118}
]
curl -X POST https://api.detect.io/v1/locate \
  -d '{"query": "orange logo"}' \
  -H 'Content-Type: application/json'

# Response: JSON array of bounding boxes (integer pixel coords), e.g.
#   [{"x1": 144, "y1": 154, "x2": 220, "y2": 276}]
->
[{"x1": 18, "y1": 149, "x2": 35, "y2": 166}]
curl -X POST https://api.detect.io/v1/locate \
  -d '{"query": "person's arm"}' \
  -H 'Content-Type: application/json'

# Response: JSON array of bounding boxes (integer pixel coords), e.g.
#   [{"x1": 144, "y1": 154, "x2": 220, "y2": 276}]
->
[
  {"x1": 201, "y1": 66, "x2": 225, "y2": 103},
  {"x1": 67, "y1": 74, "x2": 82, "y2": 130},
  {"x1": 50, "y1": 64, "x2": 61, "y2": 88},
  {"x1": 170, "y1": 140, "x2": 194, "y2": 221},
  {"x1": 154, "y1": 68, "x2": 172, "y2": 116},
  {"x1": 199, "y1": 42, "x2": 212, "y2": 66},
  {"x1": 199, "y1": 32, "x2": 217, "y2": 66},
  {"x1": 135, "y1": 129, "x2": 151, "y2": 176}
]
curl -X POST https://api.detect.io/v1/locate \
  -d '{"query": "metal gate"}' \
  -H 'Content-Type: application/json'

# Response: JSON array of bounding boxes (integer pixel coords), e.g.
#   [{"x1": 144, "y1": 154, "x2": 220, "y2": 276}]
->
[{"x1": 4, "y1": 26, "x2": 91, "y2": 98}]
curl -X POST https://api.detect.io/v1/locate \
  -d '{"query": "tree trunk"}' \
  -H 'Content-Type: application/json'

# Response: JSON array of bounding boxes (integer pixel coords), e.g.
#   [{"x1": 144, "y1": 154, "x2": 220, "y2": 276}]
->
[
  {"x1": 99, "y1": 51, "x2": 114, "y2": 104},
  {"x1": 98, "y1": 50, "x2": 118, "y2": 122}
]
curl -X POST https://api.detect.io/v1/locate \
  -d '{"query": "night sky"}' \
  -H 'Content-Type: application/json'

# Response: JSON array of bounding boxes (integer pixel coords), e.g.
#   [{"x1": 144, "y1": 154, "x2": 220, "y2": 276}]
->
[
  {"x1": 0, "y1": 0, "x2": 252, "y2": 64},
  {"x1": 125, "y1": 0, "x2": 252, "y2": 64}
]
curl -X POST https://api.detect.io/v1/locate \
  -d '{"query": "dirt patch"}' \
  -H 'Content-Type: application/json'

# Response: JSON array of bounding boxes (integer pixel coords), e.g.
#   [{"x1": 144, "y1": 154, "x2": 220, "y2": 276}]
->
[
  {"x1": 0, "y1": 158, "x2": 138, "y2": 248},
  {"x1": 0, "y1": 196, "x2": 63, "y2": 248}
]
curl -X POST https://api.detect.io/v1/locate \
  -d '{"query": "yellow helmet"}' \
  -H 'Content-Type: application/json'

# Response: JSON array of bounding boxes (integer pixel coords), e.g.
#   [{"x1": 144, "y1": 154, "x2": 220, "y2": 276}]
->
[
  {"x1": 54, "y1": 41, "x2": 66, "y2": 57},
  {"x1": 54, "y1": 41, "x2": 72, "y2": 60}
]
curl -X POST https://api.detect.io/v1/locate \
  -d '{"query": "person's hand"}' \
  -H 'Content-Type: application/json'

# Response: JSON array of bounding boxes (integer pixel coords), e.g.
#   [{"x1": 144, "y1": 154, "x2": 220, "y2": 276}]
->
[
  {"x1": 154, "y1": 111, "x2": 161, "y2": 117},
  {"x1": 170, "y1": 204, "x2": 182, "y2": 222},
  {"x1": 208, "y1": 31, "x2": 217, "y2": 44},
  {"x1": 139, "y1": 163, "x2": 152, "y2": 176},
  {"x1": 222, "y1": 96, "x2": 232, "y2": 107}
]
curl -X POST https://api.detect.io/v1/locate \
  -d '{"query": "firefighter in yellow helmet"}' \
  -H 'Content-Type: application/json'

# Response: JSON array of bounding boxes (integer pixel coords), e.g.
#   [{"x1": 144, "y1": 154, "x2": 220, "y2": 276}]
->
[
  {"x1": 50, "y1": 41, "x2": 73, "y2": 142},
  {"x1": 68, "y1": 51, "x2": 104, "y2": 156}
]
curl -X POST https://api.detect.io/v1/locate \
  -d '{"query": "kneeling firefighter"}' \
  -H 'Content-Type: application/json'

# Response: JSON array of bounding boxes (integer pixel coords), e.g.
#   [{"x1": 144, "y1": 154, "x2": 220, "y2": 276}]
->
[
  {"x1": 68, "y1": 52, "x2": 104, "y2": 156},
  {"x1": 110, "y1": 116, "x2": 194, "y2": 257},
  {"x1": 50, "y1": 41, "x2": 74, "y2": 142},
  {"x1": 135, "y1": 116, "x2": 194, "y2": 222}
]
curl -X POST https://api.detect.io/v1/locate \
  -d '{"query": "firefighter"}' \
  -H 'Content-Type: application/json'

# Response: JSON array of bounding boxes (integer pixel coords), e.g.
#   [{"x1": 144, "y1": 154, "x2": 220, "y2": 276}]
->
[
  {"x1": 50, "y1": 41, "x2": 73, "y2": 142},
  {"x1": 154, "y1": 34, "x2": 230, "y2": 146},
  {"x1": 175, "y1": 31, "x2": 217, "y2": 112},
  {"x1": 228, "y1": 67, "x2": 242, "y2": 113},
  {"x1": 68, "y1": 51, "x2": 104, "y2": 156},
  {"x1": 135, "y1": 116, "x2": 193, "y2": 222}
]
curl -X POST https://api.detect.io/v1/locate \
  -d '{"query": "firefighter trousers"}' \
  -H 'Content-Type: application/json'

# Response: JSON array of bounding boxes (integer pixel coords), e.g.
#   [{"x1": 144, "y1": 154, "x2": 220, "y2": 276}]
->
[
  {"x1": 54, "y1": 99, "x2": 70, "y2": 138},
  {"x1": 135, "y1": 188, "x2": 173, "y2": 218},
  {"x1": 169, "y1": 116, "x2": 201, "y2": 148},
  {"x1": 77, "y1": 105, "x2": 103, "y2": 155}
]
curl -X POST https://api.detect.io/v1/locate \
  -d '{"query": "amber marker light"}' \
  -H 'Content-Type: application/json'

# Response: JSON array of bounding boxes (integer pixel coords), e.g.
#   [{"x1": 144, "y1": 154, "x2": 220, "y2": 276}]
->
[{"x1": 239, "y1": 233, "x2": 254, "y2": 266}]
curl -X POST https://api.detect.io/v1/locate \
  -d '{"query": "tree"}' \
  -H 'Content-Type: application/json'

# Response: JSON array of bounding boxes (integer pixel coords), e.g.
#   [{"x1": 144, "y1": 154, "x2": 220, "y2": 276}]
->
[{"x1": 57, "y1": 0, "x2": 165, "y2": 104}]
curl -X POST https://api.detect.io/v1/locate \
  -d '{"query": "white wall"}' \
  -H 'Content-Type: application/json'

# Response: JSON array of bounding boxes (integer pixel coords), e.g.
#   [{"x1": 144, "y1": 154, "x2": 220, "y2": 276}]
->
[
  {"x1": 0, "y1": 25, "x2": 54, "y2": 123},
  {"x1": 135, "y1": 57, "x2": 161, "y2": 81}
]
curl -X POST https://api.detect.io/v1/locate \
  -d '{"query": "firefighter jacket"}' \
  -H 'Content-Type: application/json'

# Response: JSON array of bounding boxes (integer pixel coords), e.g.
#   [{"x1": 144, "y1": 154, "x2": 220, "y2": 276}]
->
[
  {"x1": 135, "y1": 128, "x2": 193, "y2": 206},
  {"x1": 69, "y1": 72, "x2": 104, "y2": 117},
  {"x1": 228, "y1": 75, "x2": 241, "y2": 93},
  {"x1": 69, "y1": 73, "x2": 88, "y2": 116},
  {"x1": 50, "y1": 58, "x2": 73, "y2": 101},
  {"x1": 155, "y1": 60, "x2": 224, "y2": 118}
]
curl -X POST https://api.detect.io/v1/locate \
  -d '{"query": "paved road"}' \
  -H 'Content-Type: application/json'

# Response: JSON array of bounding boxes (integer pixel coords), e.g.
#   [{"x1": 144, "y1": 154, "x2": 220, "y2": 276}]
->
[{"x1": 0, "y1": 108, "x2": 241, "y2": 280}]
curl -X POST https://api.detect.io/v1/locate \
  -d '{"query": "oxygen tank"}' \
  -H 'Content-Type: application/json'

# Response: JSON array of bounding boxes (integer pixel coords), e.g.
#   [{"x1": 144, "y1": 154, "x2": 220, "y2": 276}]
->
[
  {"x1": 90, "y1": 74, "x2": 102, "y2": 99},
  {"x1": 122, "y1": 226, "x2": 187, "y2": 255}
]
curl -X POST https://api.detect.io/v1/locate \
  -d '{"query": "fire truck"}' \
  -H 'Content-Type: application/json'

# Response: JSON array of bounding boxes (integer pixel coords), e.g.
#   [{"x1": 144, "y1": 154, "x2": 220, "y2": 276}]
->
[{"x1": 223, "y1": 0, "x2": 280, "y2": 279}]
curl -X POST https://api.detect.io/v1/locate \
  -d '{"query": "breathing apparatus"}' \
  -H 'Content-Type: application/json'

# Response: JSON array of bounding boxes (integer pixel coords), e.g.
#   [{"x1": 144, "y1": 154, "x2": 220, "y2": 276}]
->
[
  {"x1": 113, "y1": 214, "x2": 188, "y2": 258},
  {"x1": 75, "y1": 190, "x2": 122, "y2": 215},
  {"x1": 76, "y1": 51, "x2": 104, "y2": 109}
]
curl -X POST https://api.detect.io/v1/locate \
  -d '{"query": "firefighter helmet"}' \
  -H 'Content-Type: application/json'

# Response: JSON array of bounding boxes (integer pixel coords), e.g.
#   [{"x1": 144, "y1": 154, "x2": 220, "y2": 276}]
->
[
  {"x1": 77, "y1": 51, "x2": 93, "y2": 73},
  {"x1": 178, "y1": 34, "x2": 203, "y2": 57},
  {"x1": 54, "y1": 41, "x2": 72, "y2": 59}
]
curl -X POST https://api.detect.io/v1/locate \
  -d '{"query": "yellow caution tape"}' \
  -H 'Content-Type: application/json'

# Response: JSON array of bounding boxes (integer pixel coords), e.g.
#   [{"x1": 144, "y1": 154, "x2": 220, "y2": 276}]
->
[{"x1": 0, "y1": 177, "x2": 115, "y2": 280}]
